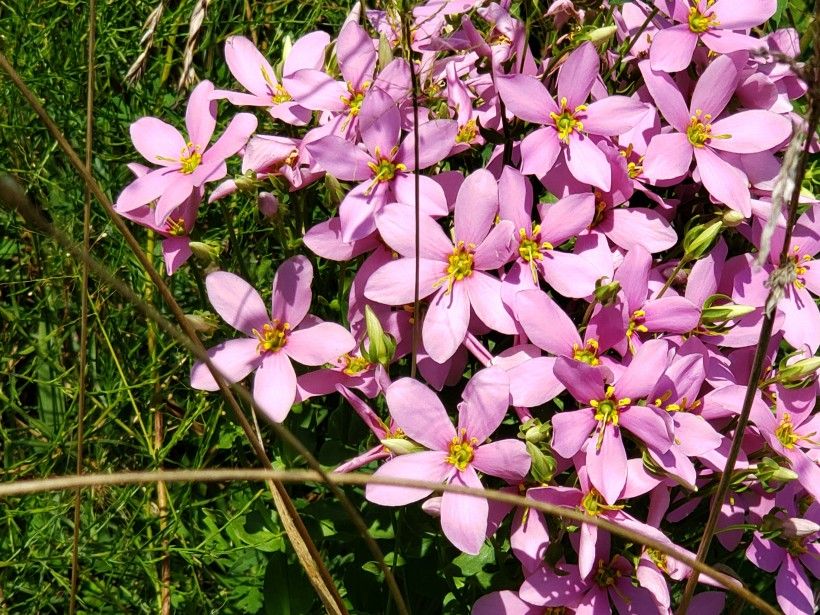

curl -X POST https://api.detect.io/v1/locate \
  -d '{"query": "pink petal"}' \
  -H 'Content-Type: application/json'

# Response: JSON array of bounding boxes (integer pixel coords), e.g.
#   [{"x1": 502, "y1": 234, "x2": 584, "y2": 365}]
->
[
  {"x1": 519, "y1": 128, "x2": 562, "y2": 177},
  {"x1": 515, "y1": 289, "x2": 580, "y2": 356},
  {"x1": 694, "y1": 146, "x2": 751, "y2": 215},
  {"x1": 565, "y1": 136, "x2": 610, "y2": 191},
  {"x1": 587, "y1": 425, "x2": 627, "y2": 504},
  {"x1": 206, "y1": 271, "x2": 269, "y2": 336},
  {"x1": 376, "y1": 203, "x2": 452, "y2": 259},
  {"x1": 473, "y1": 221, "x2": 515, "y2": 271},
  {"x1": 602, "y1": 207, "x2": 678, "y2": 253},
  {"x1": 305, "y1": 136, "x2": 373, "y2": 181},
  {"x1": 284, "y1": 30, "x2": 330, "y2": 75},
  {"x1": 643, "y1": 296, "x2": 700, "y2": 333},
  {"x1": 620, "y1": 405, "x2": 673, "y2": 452},
  {"x1": 440, "y1": 468, "x2": 488, "y2": 554},
  {"x1": 154, "y1": 177, "x2": 196, "y2": 224},
  {"x1": 639, "y1": 60, "x2": 690, "y2": 131},
  {"x1": 458, "y1": 367, "x2": 510, "y2": 442},
  {"x1": 538, "y1": 193, "x2": 595, "y2": 244},
  {"x1": 338, "y1": 181, "x2": 384, "y2": 243},
  {"x1": 271, "y1": 254, "x2": 313, "y2": 326},
  {"x1": 189, "y1": 338, "x2": 261, "y2": 390},
  {"x1": 551, "y1": 409, "x2": 596, "y2": 458},
  {"x1": 224, "y1": 35, "x2": 276, "y2": 97},
  {"x1": 130, "y1": 117, "x2": 187, "y2": 166},
  {"x1": 336, "y1": 21, "x2": 377, "y2": 87},
  {"x1": 557, "y1": 42, "x2": 598, "y2": 109},
  {"x1": 473, "y1": 439, "x2": 530, "y2": 482},
  {"x1": 541, "y1": 251, "x2": 605, "y2": 299},
  {"x1": 185, "y1": 80, "x2": 217, "y2": 149},
  {"x1": 286, "y1": 321, "x2": 355, "y2": 366},
  {"x1": 473, "y1": 591, "x2": 542, "y2": 615},
  {"x1": 454, "y1": 169, "x2": 498, "y2": 245},
  {"x1": 583, "y1": 96, "x2": 650, "y2": 136},
  {"x1": 385, "y1": 377, "x2": 456, "y2": 450},
  {"x1": 396, "y1": 119, "x2": 458, "y2": 170},
  {"x1": 614, "y1": 244, "x2": 650, "y2": 311},
  {"x1": 649, "y1": 24, "x2": 697, "y2": 73},
  {"x1": 365, "y1": 450, "x2": 450, "y2": 506},
  {"x1": 553, "y1": 357, "x2": 605, "y2": 403},
  {"x1": 391, "y1": 172, "x2": 450, "y2": 217},
  {"x1": 303, "y1": 217, "x2": 379, "y2": 261},
  {"x1": 775, "y1": 553, "x2": 815, "y2": 615},
  {"x1": 253, "y1": 351, "x2": 297, "y2": 423},
  {"x1": 709, "y1": 111, "x2": 792, "y2": 154},
  {"x1": 465, "y1": 272, "x2": 517, "y2": 334},
  {"x1": 643, "y1": 132, "x2": 693, "y2": 180},
  {"x1": 712, "y1": 0, "x2": 776, "y2": 29},
  {"x1": 364, "y1": 257, "x2": 442, "y2": 305},
  {"x1": 197, "y1": 113, "x2": 257, "y2": 180},
  {"x1": 423, "y1": 284, "x2": 471, "y2": 364},
  {"x1": 506, "y1": 356, "x2": 564, "y2": 406},
  {"x1": 162, "y1": 236, "x2": 192, "y2": 275},
  {"x1": 615, "y1": 339, "x2": 670, "y2": 399},
  {"x1": 495, "y1": 74, "x2": 555, "y2": 125},
  {"x1": 690, "y1": 54, "x2": 738, "y2": 117},
  {"x1": 285, "y1": 69, "x2": 347, "y2": 112},
  {"x1": 358, "y1": 86, "x2": 401, "y2": 155},
  {"x1": 115, "y1": 167, "x2": 177, "y2": 213}
]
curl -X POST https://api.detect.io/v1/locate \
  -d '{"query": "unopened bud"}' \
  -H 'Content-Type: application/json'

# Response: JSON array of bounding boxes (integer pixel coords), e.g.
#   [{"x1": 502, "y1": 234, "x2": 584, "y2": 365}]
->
[
  {"x1": 526, "y1": 441, "x2": 557, "y2": 484},
  {"x1": 519, "y1": 418, "x2": 551, "y2": 444},
  {"x1": 683, "y1": 219, "x2": 722, "y2": 260},
  {"x1": 189, "y1": 241, "x2": 220, "y2": 263},
  {"x1": 721, "y1": 209, "x2": 745, "y2": 227},
  {"x1": 380, "y1": 438, "x2": 423, "y2": 456},
  {"x1": 580, "y1": 25, "x2": 616, "y2": 46},
  {"x1": 234, "y1": 171, "x2": 262, "y2": 192},
  {"x1": 364, "y1": 305, "x2": 396, "y2": 366},
  {"x1": 781, "y1": 517, "x2": 820, "y2": 538},
  {"x1": 258, "y1": 192, "x2": 279, "y2": 217},
  {"x1": 755, "y1": 457, "x2": 798, "y2": 485},
  {"x1": 594, "y1": 278, "x2": 621, "y2": 306},
  {"x1": 324, "y1": 174, "x2": 345, "y2": 206},
  {"x1": 777, "y1": 356, "x2": 820, "y2": 386},
  {"x1": 700, "y1": 295, "x2": 756, "y2": 323}
]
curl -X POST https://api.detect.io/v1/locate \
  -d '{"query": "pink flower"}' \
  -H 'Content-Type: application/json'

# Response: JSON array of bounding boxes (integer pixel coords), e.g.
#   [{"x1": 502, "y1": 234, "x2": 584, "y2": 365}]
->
[
  {"x1": 496, "y1": 42, "x2": 649, "y2": 190},
  {"x1": 116, "y1": 80, "x2": 257, "y2": 224},
  {"x1": 641, "y1": 56, "x2": 791, "y2": 215},
  {"x1": 365, "y1": 169, "x2": 516, "y2": 363},
  {"x1": 190, "y1": 256, "x2": 355, "y2": 422},
  {"x1": 365, "y1": 368, "x2": 530, "y2": 554},
  {"x1": 650, "y1": 0, "x2": 777, "y2": 73}
]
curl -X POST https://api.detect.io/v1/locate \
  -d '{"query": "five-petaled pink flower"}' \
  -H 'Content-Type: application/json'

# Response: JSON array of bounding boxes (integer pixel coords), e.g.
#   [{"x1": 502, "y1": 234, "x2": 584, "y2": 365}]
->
[{"x1": 190, "y1": 256, "x2": 355, "y2": 422}]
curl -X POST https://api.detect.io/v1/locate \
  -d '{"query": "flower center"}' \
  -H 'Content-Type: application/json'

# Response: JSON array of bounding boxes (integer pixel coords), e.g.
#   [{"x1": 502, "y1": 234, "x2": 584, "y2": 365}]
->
[
  {"x1": 620, "y1": 145, "x2": 644, "y2": 179},
  {"x1": 518, "y1": 225, "x2": 553, "y2": 283},
  {"x1": 446, "y1": 429, "x2": 477, "y2": 471},
  {"x1": 590, "y1": 386, "x2": 631, "y2": 449},
  {"x1": 550, "y1": 96, "x2": 586, "y2": 144},
  {"x1": 342, "y1": 354, "x2": 371, "y2": 376},
  {"x1": 342, "y1": 81, "x2": 370, "y2": 117},
  {"x1": 179, "y1": 143, "x2": 202, "y2": 175},
  {"x1": 456, "y1": 119, "x2": 478, "y2": 144},
  {"x1": 686, "y1": 110, "x2": 713, "y2": 147},
  {"x1": 572, "y1": 339, "x2": 600, "y2": 366},
  {"x1": 775, "y1": 413, "x2": 816, "y2": 450},
  {"x1": 594, "y1": 559, "x2": 622, "y2": 588},
  {"x1": 165, "y1": 217, "x2": 187, "y2": 237},
  {"x1": 252, "y1": 320, "x2": 289, "y2": 354},
  {"x1": 687, "y1": 6, "x2": 719, "y2": 33},
  {"x1": 787, "y1": 246, "x2": 812, "y2": 289},
  {"x1": 434, "y1": 241, "x2": 476, "y2": 294},
  {"x1": 365, "y1": 146, "x2": 406, "y2": 194},
  {"x1": 581, "y1": 488, "x2": 624, "y2": 516},
  {"x1": 272, "y1": 83, "x2": 292, "y2": 104},
  {"x1": 626, "y1": 309, "x2": 648, "y2": 340},
  {"x1": 647, "y1": 548, "x2": 669, "y2": 573}
]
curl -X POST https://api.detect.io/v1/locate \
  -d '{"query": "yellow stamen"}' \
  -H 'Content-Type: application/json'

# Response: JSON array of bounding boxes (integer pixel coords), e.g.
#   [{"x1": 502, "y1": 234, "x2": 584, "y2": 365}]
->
[
  {"x1": 252, "y1": 320, "x2": 289, "y2": 354},
  {"x1": 549, "y1": 97, "x2": 587, "y2": 144}
]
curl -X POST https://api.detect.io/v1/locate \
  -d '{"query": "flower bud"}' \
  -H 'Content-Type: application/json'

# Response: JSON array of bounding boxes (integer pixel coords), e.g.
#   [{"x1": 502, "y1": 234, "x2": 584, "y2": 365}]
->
[
  {"x1": 781, "y1": 517, "x2": 820, "y2": 539},
  {"x1": 755, "y1": 457, "x2": 798, "y2": 486},
  {"x1": 700, "y1": 295, "x2": 756, "y2": 324},
  {"x1": 258, "y1": 192, "x2": 279, "y2": 217},
  {"x1": 721, "y1": 209, "x2": 745, "y2": 227},
  {"x1": 683, "y1": 219, "x2": 722, "y2": 260},
  {"x1": 234, "y1": 171, "x2": 262, "y2": 192},
  {"x1": 189, "y1": 241, "x2": 221, "y2": 263},
  {"x1": 593, "y1": 278, "x2": 621, "y2": 306},
  {"x1": 519, "y1": 418, "x2": 551, "y2": 444},
  {"x1": 380, "y1": 438, "x2": 424, "y2": 456},
  {"x1": 324, "y1": 174, "x2": 346, "y2": 206},
  {"x1": 580, "y1": 25, "x2": 616, "y2": 47},
  {"x1": 363, "y1": 305, "x2": 397, "y2": 367},
  {"x1": 526, "y1": 441, "x2": 557, "y2": 484},
  {"x1": 777, "y1": 356, "x2": 820, "y2": 386}
]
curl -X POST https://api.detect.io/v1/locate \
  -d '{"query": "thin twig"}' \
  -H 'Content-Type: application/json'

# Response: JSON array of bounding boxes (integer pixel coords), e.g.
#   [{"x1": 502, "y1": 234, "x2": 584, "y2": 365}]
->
[
  {"x1": 0, "y1": 467, "x2": 781, "y2": 615},
  {"x1": 677, "y1": 7, "x2": 820, "y2": 610},
  {"x1": 69, "y1": 2, "x2": 96, "y2": 610},
  {"x1": 401, "y1": 4, "x2": 422, "y2": 380}
]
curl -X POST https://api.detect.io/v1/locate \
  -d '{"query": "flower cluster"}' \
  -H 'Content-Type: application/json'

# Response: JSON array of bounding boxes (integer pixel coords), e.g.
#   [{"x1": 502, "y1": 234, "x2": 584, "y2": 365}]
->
[{"x1": 116, "y1": 1, "x2": 819, "y2": 613}]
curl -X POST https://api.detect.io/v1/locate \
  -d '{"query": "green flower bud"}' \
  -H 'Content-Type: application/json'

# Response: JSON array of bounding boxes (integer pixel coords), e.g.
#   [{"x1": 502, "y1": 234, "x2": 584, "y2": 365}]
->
[
  {"x1": 189, "y1": 241, "x2": 221, "y2": 263},
  {"x1": 518, "y1": 418, "x2": 551, "y2": 444},
  {"x1": 593, "y1": 278, "x2": 621, "y2": 306},
  {"x1": 184, "y1": 312, "x2": 218, "y2": 335},
  {"x1": 755, "y1": 457, "x2": 798, "y2": 486},
  {"x1": 324, "y1": 174, "x2": 346, "y2": 206},
  {"x1": 581, "y1": 25, "x2": 617, "y2": 46},
  {"x1": 526, "y1": 441, "x2": 557, "y2": 484},
  {"x1": 700, "y1": 294, "x2": 756, "y2": 324},
  {"x1": 683, "y1": 219, "x2": 722, "y2": 260},
  {"x1": 721, "y1": 209, "x2": 745, "y2": 227},
  {"x1": 777, "y1": 356, "x2": 820, "y2": 386},
  {"x1": 381, "y1": 438, "x2": 424, "y2": 456},
  {"x1": 363, "y1": 305, "x2": 396, "y2": 367}
]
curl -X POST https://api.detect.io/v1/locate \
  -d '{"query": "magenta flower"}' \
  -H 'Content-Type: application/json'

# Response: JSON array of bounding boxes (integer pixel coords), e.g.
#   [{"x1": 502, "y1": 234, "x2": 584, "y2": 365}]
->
[
  {"x1": 551, "y1": 339, "x2": 674, "y2": 504},
  {"x1": 641, "y1": 56, "x2": 791, "y2": 215},
  {"x1": 116, "y1": 80, "x2": 257, "y2": 224},
  {"x1": 306, "y1": 87, "x2": 456, "y2": 241},
  {"x1": 650, "y1": 0, "x2": 777, "y2": 73},
  {"x1": 365, "y1": 170, "x2": 517, "y2": 363},
  {"x1": 496, "y1": 42, "x2": 649, "y2": 190},
  {"x1": 190, "y1": 256, "x2": 355, "y2": 422},
  {"x1": 213, "y1": 32, "x2": 330, "y2": 125},
  {"x1": 365, "y1": 368, "x2": 530, "y2": 554}
]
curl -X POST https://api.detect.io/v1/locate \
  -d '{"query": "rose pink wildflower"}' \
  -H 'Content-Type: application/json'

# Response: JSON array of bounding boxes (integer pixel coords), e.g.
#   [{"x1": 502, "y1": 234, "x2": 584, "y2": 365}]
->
[
  {"x1": 190, "y1": 256, "x2": 355, "y2": 422},
  {"x1": 365, "y1": 368, "x2": 530, "y2": 554}
]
